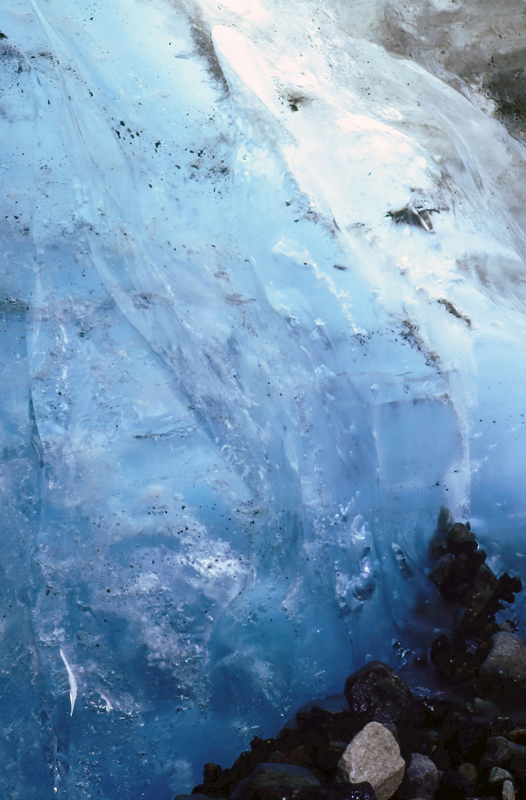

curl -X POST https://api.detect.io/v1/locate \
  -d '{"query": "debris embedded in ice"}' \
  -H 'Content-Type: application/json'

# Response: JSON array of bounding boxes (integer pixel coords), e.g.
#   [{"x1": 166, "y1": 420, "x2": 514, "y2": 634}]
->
[
  {"x1": 391, "y1": 543, "x2": 413, "y2": 581},
  {"x1": 386, "y1": 202, "x2": 436, "y2": 232},
  {"x1": 437, "y1": 299, "x2": 471, "y2": 328}
]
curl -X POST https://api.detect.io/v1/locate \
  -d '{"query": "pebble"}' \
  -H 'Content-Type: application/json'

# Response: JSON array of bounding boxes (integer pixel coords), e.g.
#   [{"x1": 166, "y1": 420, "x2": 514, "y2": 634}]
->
[{"x1": 338, "y1": 722, "x2": 405, "y2": 800}]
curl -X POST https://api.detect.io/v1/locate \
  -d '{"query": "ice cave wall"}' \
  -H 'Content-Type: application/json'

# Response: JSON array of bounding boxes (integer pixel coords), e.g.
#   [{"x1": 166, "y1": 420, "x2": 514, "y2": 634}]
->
[{"x1": 1, "y1": 0, "x2": 526, "y2": 797}]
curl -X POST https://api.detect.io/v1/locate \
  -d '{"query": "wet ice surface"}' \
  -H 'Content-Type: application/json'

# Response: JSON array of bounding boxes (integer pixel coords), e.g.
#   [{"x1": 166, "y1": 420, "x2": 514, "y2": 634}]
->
[{"x1": 1, "y1": 0, "x2": 526, "y2": 796}]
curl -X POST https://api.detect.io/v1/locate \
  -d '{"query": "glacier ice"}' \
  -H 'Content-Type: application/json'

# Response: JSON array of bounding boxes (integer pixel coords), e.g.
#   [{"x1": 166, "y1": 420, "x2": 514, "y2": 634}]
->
[{"x1": 1, "y1": 0, "x2": 526, "y2": 796}]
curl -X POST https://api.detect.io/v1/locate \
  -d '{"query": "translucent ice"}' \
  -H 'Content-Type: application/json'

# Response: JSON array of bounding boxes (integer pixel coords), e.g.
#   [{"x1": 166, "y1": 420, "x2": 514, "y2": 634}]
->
[{"x1": 1, "y1": 0, "x2": 526, "y2": 797}]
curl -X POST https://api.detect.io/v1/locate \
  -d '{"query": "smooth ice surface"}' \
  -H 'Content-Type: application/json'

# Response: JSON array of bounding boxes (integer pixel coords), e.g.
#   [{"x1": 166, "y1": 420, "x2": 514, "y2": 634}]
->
[{"x1": 1, "y1": 0, "x2": 526, "y2": 797}]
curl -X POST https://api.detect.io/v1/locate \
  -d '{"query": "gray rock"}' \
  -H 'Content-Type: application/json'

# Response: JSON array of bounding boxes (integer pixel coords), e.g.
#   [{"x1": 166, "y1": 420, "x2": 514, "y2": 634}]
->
[
  {"x1": 479, "y1": 632, "x2": 526, "y2": 702},
  {"x1": 230, "y1": 762, "x2": 321, "y2": 800},
  {"x1": 457, "y1": 762, "x2": 478, "y2": 783},
  {"x1": 503, "y1": 779, "x2": 516, "y2": 800},
  {"x1": 338, "y1": 721, "x2": 405, "y2": 800},
  {"x1": 506, "y1": 728, "x2": 526, "y2": 745},
  {"x1": 481, "y1": 736, "x2": 514, "y2": 768},
  {"x1": 399, "y1": 753, "x2": 438, "y2": 800},
  {"x1": 483, "y1": 632, "x2": 526, "y2": 680},
  {"x1": 481, "y1": 736, "x2": 526, "y2": 781},
  {"x1": 490, "y1": 766, "x2": 514, "y2": 784}
]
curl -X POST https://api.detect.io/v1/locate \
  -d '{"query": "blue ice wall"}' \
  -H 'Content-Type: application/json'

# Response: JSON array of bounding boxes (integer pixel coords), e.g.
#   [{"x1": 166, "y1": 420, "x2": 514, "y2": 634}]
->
[{"x1": 1, "y1": 0, "x2": 526, "y2": 797}]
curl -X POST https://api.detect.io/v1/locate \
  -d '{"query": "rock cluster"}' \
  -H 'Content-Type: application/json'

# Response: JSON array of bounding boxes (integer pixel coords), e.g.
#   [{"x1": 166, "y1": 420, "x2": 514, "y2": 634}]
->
[
  {"x1": 179, "y1": 515, "x2": 524, "y2": 800},
  {"x1": 428, "y1": 513, "x2": 522, "y2": 699},
  {"x1": 181, "y1": 660, "x2": 526, "y2": 800}
]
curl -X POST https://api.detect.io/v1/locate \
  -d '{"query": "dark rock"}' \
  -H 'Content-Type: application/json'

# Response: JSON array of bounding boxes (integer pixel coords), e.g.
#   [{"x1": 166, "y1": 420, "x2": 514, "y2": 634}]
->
[
  {"x1": 429, "y1": 632, "x2": 491, "y2": 685},
  {"x1": 435, "y1": 710, "x2": 489, "y2": 770},
  {"x1": 294, "y1": 706, "x2": 363, "y2": 748},
  {"x1": 308, "y1": 741, "x2": 348, "y2": 778},
  {"x1": 325, "y1": 784, "x2": 377, "y2": 800},
  {"x1": 460, "y1": 565, "x2": 498, "y2": 628},
  {"x1": 429, "y1": 506, "x2": 453, "y2": 561},
  {"x1": 418, "y1": 730, "x2": 440, "y2": 758},
  {"x1": 435, "y1": 768, "x2": 476, "y2": 800},
  {"x1": 495, "y1": 575, "x2": 522, "y2": 606},
  {"x1": 268, "y1": 744, "x2": 311, "y2": 768},
  {"x1": 331, "y1": 783, "x2": 377, "y2": 800},
  {"x1": 230, "y1": 763, "x2": 321, "y2": 800},
  {"x1": 477, "y1": 632, "x2": 526, "y2": 702},
  {"x1": 428, "y1": 524, "x2": 496, "y2": 621},
  {"x1": 398, "y1": 752, "x2": 439, "y2": 799},
  {"x1": 446, "y1": 524, "x2": 477, "y2": 555},
  {"x1": 177, "y1": 795, "x2": 216, "y2": 800},
  {"x1": 430, "y1": 634, "x2": 455, "y2": 680},
  {"x1": 344, "y1": 661, "x2": 413, "y2": 727},
  {"x1": 203, "y1": 764, "x2": 223, "y2": 786},
  {"x1": 505, "y1": 728, "x2": 526, "y2": 746},
  {"x1": 429, "y1": 555, "x2": 455, "y2": 590}
]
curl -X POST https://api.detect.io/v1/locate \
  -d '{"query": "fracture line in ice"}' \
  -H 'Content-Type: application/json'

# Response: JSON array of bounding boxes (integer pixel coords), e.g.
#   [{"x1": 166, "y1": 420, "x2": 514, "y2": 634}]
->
[{"x1": 59, "y1": 648, "x2": 77, "y2": 717}]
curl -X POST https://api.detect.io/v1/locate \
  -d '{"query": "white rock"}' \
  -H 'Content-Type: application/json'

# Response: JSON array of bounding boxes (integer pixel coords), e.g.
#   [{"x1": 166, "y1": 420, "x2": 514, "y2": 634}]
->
[
  {"x1": 503, "y1": 779, "x2": 515, "y2": 800},
  {"x1": 338, "y1": 721, "x2": 405, "y2": 800}
]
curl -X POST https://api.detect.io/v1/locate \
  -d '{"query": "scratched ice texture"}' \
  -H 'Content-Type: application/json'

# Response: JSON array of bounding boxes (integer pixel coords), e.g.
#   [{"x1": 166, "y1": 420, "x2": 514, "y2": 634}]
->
[{"x1": 1, "y1": 0, "x2": 526, "y2": 797}]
